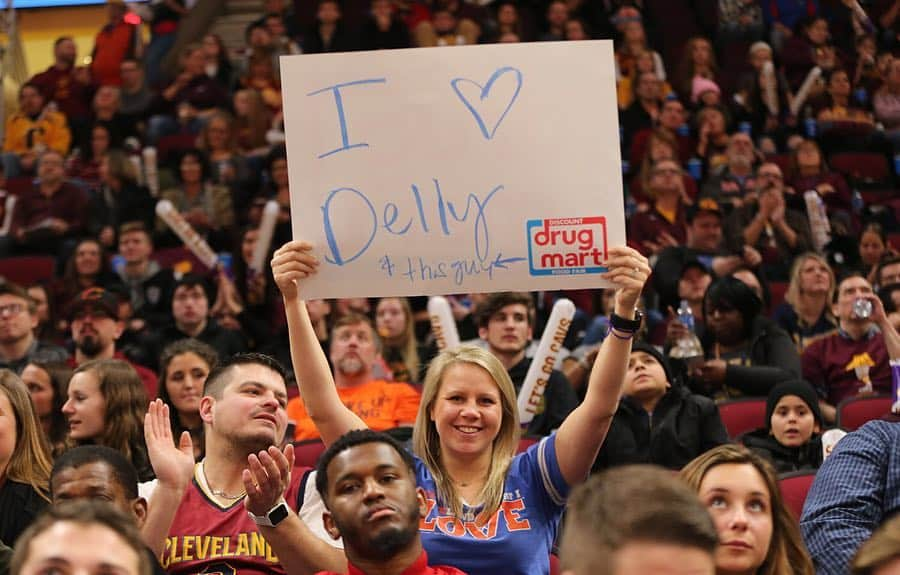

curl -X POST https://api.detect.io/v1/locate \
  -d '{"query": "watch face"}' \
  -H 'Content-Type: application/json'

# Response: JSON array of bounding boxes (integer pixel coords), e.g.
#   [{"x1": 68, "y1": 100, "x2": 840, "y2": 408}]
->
[{"x1": 269, "y1": 503, "x2": 290, "y2": 525}]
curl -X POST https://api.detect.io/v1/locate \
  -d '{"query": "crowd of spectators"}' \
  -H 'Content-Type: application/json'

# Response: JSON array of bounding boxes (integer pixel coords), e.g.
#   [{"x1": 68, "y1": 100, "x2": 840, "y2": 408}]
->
[{"x1": 1, "y1": 0, "x2": 900, "y2": 574}]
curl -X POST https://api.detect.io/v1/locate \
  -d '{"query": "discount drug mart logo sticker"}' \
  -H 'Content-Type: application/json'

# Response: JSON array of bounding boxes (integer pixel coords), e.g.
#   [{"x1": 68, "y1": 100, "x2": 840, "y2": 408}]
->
[{"x1": 526, "y1": 217, "x2": 608, "y2": 276}]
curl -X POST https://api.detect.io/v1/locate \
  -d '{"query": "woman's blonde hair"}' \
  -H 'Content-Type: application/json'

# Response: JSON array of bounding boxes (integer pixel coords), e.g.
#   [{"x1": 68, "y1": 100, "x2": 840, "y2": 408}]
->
[
  {"x1": 785, "y1": 252, "x2": 836, "y2": 307},
  {"x1": 0, "y1": 370, "x2": 52, "y2": 501},
  {"x1": 852, "y1": 513, "x2": 900, "y2": 574},
  {"x1": 377, "y1": 297, "x2": 420, "y2": 384},
  {"x1": 680, "y1": 444, "x2": 814, "y2": 575},
  {"x1": 412, "y1": 345, "x2": 519, "y2": 522}
]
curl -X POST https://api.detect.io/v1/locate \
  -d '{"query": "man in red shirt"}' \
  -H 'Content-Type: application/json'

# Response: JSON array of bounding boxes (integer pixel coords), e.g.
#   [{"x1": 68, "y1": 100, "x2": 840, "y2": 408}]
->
[
  {"x1": 314, "y1": 429, "x2": 467, "y2": 575},
  {"x1": 28, "y1": 37, "x2": 92, "y2": 124},
  {"x1": 91, "y1": 0, "x2": 141, "y2": 87}
]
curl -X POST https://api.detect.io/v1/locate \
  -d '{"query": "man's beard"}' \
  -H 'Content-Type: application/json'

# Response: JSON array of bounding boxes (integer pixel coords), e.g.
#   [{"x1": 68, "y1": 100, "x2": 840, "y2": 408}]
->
[
  {"x1": 338, "y1": 503, "x2": 420, "y2": 561},
  {"x1": 76, "y1": 335, "x2": 104, "y2": 358},
  {"x1": 337, "y1": 356, "x2": 365, "y2": 376}
]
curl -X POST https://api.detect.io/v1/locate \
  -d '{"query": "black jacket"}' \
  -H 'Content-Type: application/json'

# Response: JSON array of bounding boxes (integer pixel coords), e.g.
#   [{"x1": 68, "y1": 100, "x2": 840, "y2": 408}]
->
[
  {"x1": 592, "y1": 385, "x2": 728, "y2": 472},
  {"x1": 507, "y1": 357, "x2": 579, "y2": 438},
  {"x1": 742, "y1": 428, "x2": 823, "y2": 474}
]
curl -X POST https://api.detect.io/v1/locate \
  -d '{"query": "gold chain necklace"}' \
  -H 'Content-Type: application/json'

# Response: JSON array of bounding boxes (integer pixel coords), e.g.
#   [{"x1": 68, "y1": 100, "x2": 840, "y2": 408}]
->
[{"x1": 201, "y1": 460, "x2": 246, "y2": 501}]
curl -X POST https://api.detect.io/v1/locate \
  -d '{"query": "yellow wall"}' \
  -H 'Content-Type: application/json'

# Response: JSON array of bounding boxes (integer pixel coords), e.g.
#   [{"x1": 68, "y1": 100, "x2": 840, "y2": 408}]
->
[{"x1": 16, "y1": 5, "x2": 109, "y2": 75}]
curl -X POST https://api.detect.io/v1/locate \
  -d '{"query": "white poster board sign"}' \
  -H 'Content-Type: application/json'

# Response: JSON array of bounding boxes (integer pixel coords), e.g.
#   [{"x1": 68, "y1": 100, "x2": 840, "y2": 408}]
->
[{"x1": 281, "y1": 41, "x2": 623, "y2": 299}]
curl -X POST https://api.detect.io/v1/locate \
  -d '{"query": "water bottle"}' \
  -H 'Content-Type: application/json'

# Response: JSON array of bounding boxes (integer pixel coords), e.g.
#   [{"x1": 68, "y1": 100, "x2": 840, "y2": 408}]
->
[
  {"x1": 852, "y1": 190, "x2": 864, "y2": 216},
  {"x1": 739, "y1": 121, "x2": 752, "y2": 136},
  {"x1": 688, "y1": 158, "x2": 703, "y2": 180},
  {"x1": 677, "y1": 299, "x2": 695, "y2": 332},
  {"x1": 669, "y1": 299, "x2": 704, "y2": 363}
]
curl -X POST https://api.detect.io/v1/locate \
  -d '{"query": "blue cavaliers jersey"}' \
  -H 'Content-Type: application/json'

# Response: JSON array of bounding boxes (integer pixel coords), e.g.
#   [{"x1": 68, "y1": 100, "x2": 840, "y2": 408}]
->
[{"x1": 416, "y1": 434, "x2": 568, "y2": 575}]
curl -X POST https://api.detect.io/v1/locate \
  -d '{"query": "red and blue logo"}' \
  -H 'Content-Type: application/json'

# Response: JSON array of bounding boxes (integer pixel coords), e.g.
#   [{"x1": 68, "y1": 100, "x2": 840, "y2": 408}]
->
[{"x1": 526, "y1": 217, "x2": 608, "y2": 276}]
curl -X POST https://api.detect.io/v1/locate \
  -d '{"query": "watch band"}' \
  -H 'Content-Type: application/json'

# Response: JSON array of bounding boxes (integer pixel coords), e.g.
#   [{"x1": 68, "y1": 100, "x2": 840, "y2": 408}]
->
[
  {"x1": 609, "y1": 310, "x2": 643, "y2": 333},
  {"x1": 247, "y1": 499, "x2": 290, "y2": 527}
]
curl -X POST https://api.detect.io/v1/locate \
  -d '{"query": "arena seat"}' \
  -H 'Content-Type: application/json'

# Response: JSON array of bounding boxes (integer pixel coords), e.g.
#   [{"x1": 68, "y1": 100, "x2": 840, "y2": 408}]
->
[
  {"x1": 836, "y1": 395, "x2": 893, "y2": 431},
  {"x1": 718, "y1": 398, "x2": 767, "y2": 440},
  {"x1": 292, "y1": 440, "x2": 327, "y2": 468},
  {"x1": 829, "y1": 152, "x2": 891, "y2": 186},
  {"x1": 778, "y1": 470, "x2": 816, "y2": 521},
  {"x1": 517, "y1": 437, "x2": 539, "y2": 454},
  {"x1": 0, "y1": 255, "x2": 55, "y2": 285},
  {"x1": 549, "y1": 553, "x2": 560, "y2": 575}
]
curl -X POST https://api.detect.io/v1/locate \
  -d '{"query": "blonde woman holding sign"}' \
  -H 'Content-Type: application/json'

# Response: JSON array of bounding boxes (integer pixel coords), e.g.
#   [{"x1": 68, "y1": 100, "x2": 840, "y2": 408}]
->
[{"x1": 255, "y1": 240, "x2": 649, "y2": 575}]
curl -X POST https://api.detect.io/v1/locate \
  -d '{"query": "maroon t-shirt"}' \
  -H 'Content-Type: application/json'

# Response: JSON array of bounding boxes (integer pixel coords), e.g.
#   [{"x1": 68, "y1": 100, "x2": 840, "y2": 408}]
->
[{"x1": 802, "y1": 329, "x2": 892, "y2": 406}]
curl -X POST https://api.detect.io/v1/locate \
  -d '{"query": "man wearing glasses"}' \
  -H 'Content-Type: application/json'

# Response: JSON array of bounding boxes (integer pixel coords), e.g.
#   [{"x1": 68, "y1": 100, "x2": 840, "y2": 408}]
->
[{"x1": 0, "y1": 282, "x2": 67, "y2": 374}]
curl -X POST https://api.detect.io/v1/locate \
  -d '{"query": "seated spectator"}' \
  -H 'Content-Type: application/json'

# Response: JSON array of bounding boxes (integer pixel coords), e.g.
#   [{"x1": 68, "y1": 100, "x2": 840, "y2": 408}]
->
[
  {"x1": 471, "y1": 292, "x2": 577, "y2": 436},
  {"x1": 248, "y1": 146, "x2": 291, "y2": 242},
  {"x1": 200, "y1": 33, "x2": 234, "y2": 91},
  {"x1": 860, "y1": 223, "x2": 897, "y2": 286},
  {"x1": 238, "y1": 50, "x2": 283, "y2": 114},
  {"x1": 117, "y1": 58, "x2": 153, "y2": 126},
  {"x1": 89, "y1": 150, "x2": 155, "y2": 250},
  {"x1": 20, "y1": 360, "x2": 71, "y2": 454},
  {"x1": 692, "y1": 76, "x2": 722, "y2": 109},
  {"x1": 873, "y1": 58, "x2": 900, "y2": 148},
  {"x1": 144, "y1": 275, "x2": 248, "y2": 363},
  {"x1": 87, "y1": 85, "x2": 136, "y2": 148},
  {"x1": 67, "y1": 287, "x2": 158, "y2": 396},
  {"x1": 312, "y1": 429, "x2": 468, "y2": 575},
  {"x1": 146, "y1": 44, "x2": 229, "y2": 145},
  {"x1": 629, "y1": 128, "x2": 697, "y2": 207},
  {"x1": 157, "y1": 339, "x2": 218, "y2": 461},
  {"x1": 817, "y1": 68, "x2": 875, "y2": 127},
  {"x1": 619, "y1": 70, "x2": 662, "y2": 148},
  {"x1": 114, "y1": 222, "x2": 176, "y2": 332},
  {"x1": 376, "y1": 297, "x2": 429, "y2": 384},
  {"x1": 27, "y1": 37, "x2": 92, "y2": 131},
  {"x1": 802, "y1": 273, "x2": 900, "y2": 424},
  {"x1": 478, "y1": 0, "x2": 530, "y2": 44},
  {"x1": 232, "y1": 89, "x2": 273, "y2": 158},
  {"x1": 618, "y1": 50, "x2": 675, "y2": 111},
  {"x1": 853, "y1": 35, "x2": 880, "y2": 95},
  {"x1": 616, "y1": 17, "x2": 668, "y2": 107},
  {"x1": 261, "y1": 12, "x2": 302, "y2": 63},
  {"x1": 303, "y1": 0, "x2": 357, "y2": 53},
  {"x1": 742, "y1": 380, "x2": 824, "y2": 473},
  {"x1": 592, "y1": 342, "x2": 727, "y2": 471},
  {"x1": 90, "y1": 0, "x2": 140, "y2": 88},
  {"x1": 560, "y1": 465, "x2": 718, "y2": 575},
  {"x1": 66, "y1": 124, "x2": 113, "y2": 192},
  {"x1": 878, "y1": 256, "x2": 900, "y2": 290},
  {"x1": 2, "y1": 83, "x2": 72, "y2": 178},
  {"x1": 694, "y1": 106, "x2": 731, "y2": 173},
  {"x1": 782, "y1": 16, "x2": 834, "y2": 92},
  {"x1": 361, "y1": 0, "x2": 412, "y2": 49},
  {"x1": 851, "y1": 513, "x2": 900, "y2": 575},
  {"x1": 156, "y1": 149, "x2": 234, "y2": 251},
  {"x1": 725, "y1": 162, "x2": 811, "y2": 280},
  {"x1": 692, "y1": 276, "x2": 800, "y2": 398},
  {"x1": 701, "y1": 131, "x2": 760, "y2": 211},
  {"x1": 538, "y1": 0, "x2": 567, "y2": 41},
  {"x1": 25, "y1": 283, "x2": 61, "y2": 345},
  {"x1": 717, "y1": 0, "x2": 764, "y2": 44},
  {"x1": 51, "y1": 237, "x2": 124, "y2": 328},
  {"x1": 801, "y1": 420, "x2": 900, "y2": 575},
  {"x1": 62, "y1": 358, "x2": 152, "y2": 481},
  {"x1": 733, "y1": 42, "x2": 793, "y2": 140},
  {"x1": 630, "y1": 97, "x2": 693, "y2": 166},
  {"x1": 786, "y1": 138, "x2": 852, "y2": 216},
  {"x1": 285, "y1": 312, "x2": 421, "y2": 442},
  {"x1": 8, "y1": 150, "x2": 87, "y2": 258},
  {"x1": 197, "y1": 112, "x2": 254, "y2": 197},
  {"x1": 628, "y1": 159, "x2": 689, "y2": 256},
  {"x1": 416, "y1": 2, "x2": 478, "y2": 47},
  {"x1": 0, "y1": 371, "x2": 51, "y2": 546},
  {"x1": 775, "y1": 252, "x2": 838, "y2": 351},
  {"x1": 0, "y1": 283, "x2": 68, "y2": 374},
  {"x1": 681, "y1": 444, "x2": 815, "y2": 575},
  {"x1": 674, "y1": 37, "x2": 719, "y2": 103}
]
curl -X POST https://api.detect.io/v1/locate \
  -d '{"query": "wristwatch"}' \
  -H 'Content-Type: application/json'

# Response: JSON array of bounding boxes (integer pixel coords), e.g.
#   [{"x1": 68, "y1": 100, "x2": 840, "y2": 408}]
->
[
  {"x1": 609, "y1": 310, "x2": 643, "y2": 333},
  {"x1": 248, "y1": 499, "x2": 290, "y2": 527}
]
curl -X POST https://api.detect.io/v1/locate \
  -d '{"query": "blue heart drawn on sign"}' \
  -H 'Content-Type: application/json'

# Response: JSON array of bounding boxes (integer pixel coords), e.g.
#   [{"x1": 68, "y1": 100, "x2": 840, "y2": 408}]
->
[{"x1": 450, "y1": 66, "x2": 523, "y2": 140}]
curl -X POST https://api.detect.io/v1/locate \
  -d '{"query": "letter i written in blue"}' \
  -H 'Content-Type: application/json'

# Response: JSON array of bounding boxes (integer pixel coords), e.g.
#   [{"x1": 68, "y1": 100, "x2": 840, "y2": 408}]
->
[{"x1": 307, "y1": 79, "x2": 387, "y2": 159}]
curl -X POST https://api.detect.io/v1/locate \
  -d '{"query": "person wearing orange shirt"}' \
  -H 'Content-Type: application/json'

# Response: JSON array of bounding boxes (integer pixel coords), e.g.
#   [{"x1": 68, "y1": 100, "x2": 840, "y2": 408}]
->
[{"x1": 286, "y1": 313, "x2": 421, "y2": 442}]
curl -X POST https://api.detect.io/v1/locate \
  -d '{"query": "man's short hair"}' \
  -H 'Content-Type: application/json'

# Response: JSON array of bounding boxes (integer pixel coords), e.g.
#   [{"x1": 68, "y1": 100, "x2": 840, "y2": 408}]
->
[
  {"x1": 203, "y1": 352, "x2": 287, "y2": 399},
  {"x1": 54, "y1": 36, "x2": 73, "y2": 49},
  {"x1": 118, "y1": 221, "x2": 152, "y2": 242},
  {"x1": 315, "y1": 429, "x2": 415, "y2": 503},
  {"x1": 0, "y1": 282, "x2": 35, "y2": 313},
  {"x1": 559, "y1": 465, "x2": 718, "y2": 575},
  {"x1": 330, "y1": 312, "x2": 382, "y2": 352},
  {"x1": 834, "y1": 271, "x2": 869, "y2": 302},
  {"x1": 51, "y1": 445, "x2": 139, "y2": 500},
  {"x1": 10, "y1": 500, "x2": 150, "y2": 575},
  {"x1": 877, "y1": 255, "x2": 900, "y2": 286},
  {"x1": 474, "y1": 292, "x2": 534, "y2": 328}
]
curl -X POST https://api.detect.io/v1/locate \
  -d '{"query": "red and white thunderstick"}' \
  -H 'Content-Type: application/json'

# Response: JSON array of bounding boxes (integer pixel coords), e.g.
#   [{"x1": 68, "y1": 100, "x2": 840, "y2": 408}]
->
[
  {"x1": 155, "y1": 200, "x2": 219, "y2": 269},
  {"x1": 250, "y1": 200, "x2": 280, "y2": 275},
  {"x1": 790, "y1": 67, "x2": 822, "y2": 117},
  {"x1": 518, "y1": 298, "x2": 575, "y2": 427},
  {"x1": 142, "y1": 147, "x2": 159, "y2": 196},
  {"x1": 428, "y1": 296, "x2": 461, "y2": 352}
]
